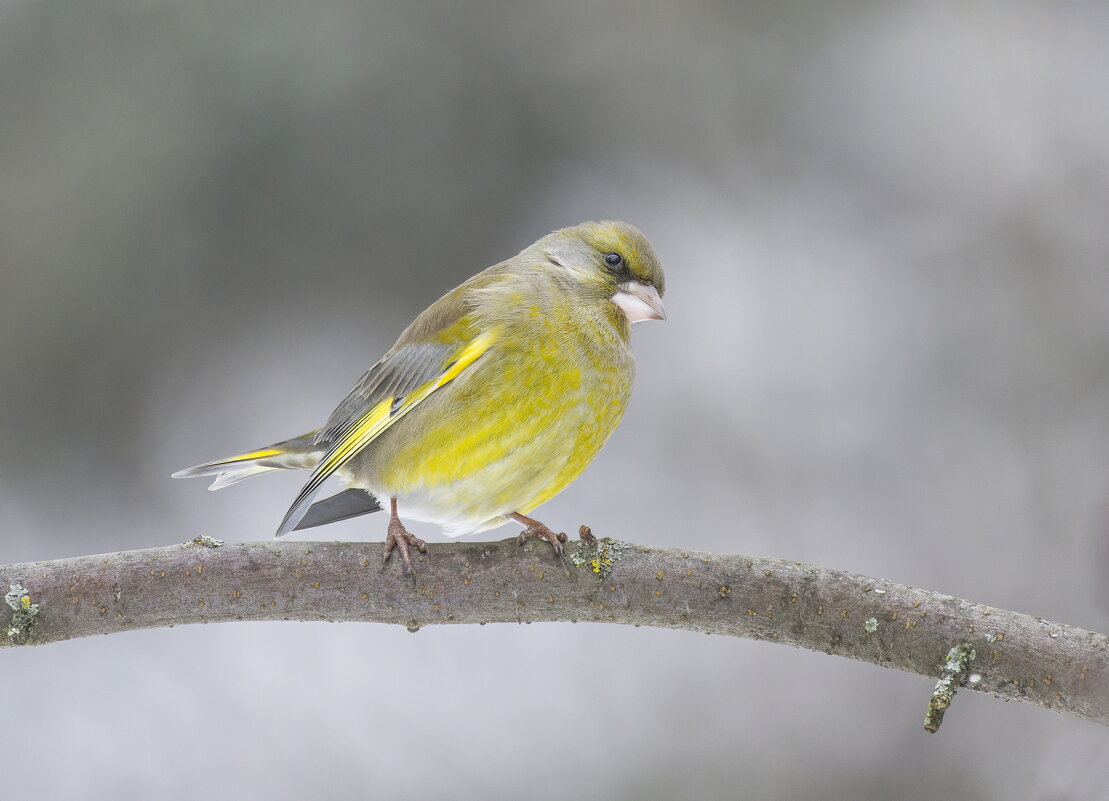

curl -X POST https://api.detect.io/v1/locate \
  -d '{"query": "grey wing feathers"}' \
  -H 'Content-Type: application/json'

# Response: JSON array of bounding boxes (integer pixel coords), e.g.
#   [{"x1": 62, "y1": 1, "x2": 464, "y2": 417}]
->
[
  {"x1": 314, "y1": 342, "x2": 456, "y2": 446},
  {"x1": 293, "y1": 488, "x2": 382, "y2": 530}
]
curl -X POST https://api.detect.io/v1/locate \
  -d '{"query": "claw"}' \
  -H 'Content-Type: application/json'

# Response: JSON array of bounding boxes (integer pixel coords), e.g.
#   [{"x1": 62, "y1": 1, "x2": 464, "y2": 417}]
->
[
  {"x1": 510, "y1": 513, "x2": 571, "y2": 578},
  {"x1": 383, "y1": 499, "x2": 428, "y2": 587}
]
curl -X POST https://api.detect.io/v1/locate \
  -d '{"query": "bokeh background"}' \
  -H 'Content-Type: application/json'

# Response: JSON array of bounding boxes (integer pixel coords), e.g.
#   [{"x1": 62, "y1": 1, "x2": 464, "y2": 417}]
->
[{"x1": 3, "y1": 2, "x2": 1108, "y2": 798}]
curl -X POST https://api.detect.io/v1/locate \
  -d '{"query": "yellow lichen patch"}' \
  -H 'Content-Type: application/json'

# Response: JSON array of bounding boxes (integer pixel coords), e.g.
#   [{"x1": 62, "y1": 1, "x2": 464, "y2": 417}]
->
[
  {"x1": 231, "y1": 588, "x2": 241, "y2": 599},
  {"x1": 719, "y1": 586, "x2": 732, "y2": 598},
  {"x1": 656, "y1": 570, "x2": 664, "y2": 580},
  {"x1": 571, "y1": 537, "x2": 627, "y2": 580}
]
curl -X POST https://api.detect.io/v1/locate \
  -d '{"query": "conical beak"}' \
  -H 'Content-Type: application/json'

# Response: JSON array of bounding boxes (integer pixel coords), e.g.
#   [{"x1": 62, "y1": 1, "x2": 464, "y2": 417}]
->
[{"x1": 613, "y1": 281, "x2": 666, "y2": 323}]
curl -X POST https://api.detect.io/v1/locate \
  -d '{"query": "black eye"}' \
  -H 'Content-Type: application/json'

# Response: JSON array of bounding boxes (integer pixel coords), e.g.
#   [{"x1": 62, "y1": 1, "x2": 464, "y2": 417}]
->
[{"x1": 604, "y1": 252, "x2": 623, "y2": 269}]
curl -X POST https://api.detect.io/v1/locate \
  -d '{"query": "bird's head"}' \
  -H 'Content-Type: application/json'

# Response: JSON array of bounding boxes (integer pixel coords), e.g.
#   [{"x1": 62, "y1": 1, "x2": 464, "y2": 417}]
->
[{"x1": 540, "y1": 220, "x2": 666, "y2": 324}]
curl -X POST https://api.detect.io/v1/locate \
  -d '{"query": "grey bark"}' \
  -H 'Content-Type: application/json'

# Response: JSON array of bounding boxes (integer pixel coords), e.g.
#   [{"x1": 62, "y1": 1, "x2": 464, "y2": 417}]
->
[{"x1": 2, "y1": 535, "x2": 1106, "y2": 729}]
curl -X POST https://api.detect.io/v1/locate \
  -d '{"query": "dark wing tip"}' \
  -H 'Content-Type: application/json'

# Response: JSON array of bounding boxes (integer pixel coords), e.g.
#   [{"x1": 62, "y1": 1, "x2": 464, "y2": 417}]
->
[{"x1": 292, "y1": 488, "x2": 383, "y2": 531}]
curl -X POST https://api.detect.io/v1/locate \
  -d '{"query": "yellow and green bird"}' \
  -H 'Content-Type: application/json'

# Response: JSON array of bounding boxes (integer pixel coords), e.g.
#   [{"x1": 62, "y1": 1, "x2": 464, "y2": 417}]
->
[{"x1": 173, "y1": 220, "x2": 666, "y2": 580}]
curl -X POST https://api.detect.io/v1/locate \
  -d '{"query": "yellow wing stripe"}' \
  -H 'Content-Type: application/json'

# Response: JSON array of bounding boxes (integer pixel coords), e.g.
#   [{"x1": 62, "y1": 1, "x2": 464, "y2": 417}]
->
[
  {"x1": 225, "y1": 447, "x2": 283, "y2": 462},
  {"x1": 316, "y1": 327, "x2": 501, "y2": 477},
  {"x1": 274, "y1": 327, "x2": 501, "y2": 537}
]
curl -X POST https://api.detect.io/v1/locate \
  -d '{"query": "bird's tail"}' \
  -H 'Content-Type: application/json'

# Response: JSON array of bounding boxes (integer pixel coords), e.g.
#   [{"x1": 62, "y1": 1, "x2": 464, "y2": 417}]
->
[{"x1": 171, "y1": 432, "x2": 323, "y2": 491}]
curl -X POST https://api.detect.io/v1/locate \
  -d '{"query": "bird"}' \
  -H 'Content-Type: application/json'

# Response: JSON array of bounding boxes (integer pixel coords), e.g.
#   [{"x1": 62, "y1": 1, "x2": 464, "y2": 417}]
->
[{"x1": 173, "y1": 220, "x2": 666, "y2": 582}]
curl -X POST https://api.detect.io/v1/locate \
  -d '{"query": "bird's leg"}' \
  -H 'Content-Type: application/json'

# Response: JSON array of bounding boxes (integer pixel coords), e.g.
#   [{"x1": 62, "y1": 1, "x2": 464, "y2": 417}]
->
[
  {"x1": 510, "y1": 512, "x2": 570, "y2": 577},
  {"x1": 382, "y1": 498, "x2": 428, "y2": 586}
]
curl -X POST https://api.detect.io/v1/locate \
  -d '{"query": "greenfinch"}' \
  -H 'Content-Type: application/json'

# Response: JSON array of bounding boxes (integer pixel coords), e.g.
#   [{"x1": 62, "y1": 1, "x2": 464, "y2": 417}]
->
[{"x1": 173, "y1": 220, "x2": 666, "y2": 580}]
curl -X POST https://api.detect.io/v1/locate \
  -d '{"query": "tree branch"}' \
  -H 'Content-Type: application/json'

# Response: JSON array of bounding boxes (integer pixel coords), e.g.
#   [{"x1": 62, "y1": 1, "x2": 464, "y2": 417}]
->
[{"x1": 3, "y1": 535, "x2": 1106, "y2": 729}]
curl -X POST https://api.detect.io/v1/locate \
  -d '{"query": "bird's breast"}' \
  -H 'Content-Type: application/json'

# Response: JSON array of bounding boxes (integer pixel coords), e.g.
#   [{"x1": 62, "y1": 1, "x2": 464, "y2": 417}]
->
[{"x1": 347, "y1": 309, "x2": 635, "y2": 530}]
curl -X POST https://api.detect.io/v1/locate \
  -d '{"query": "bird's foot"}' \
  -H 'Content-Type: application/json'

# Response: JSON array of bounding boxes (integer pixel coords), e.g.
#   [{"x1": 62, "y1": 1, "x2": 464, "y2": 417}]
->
[
  {"x1": 510, "y1": 513, "x2": 570, "y2": 577},
  {"x1": 383, "y1": 518, "x2": 428, "y2": 587}
]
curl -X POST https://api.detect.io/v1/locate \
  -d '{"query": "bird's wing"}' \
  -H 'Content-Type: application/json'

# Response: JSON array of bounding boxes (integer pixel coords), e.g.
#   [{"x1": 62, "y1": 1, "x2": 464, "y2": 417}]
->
[
  {"x1": 292, "y1": 488, "x2": 383, "y2": 531},
  {"x1": 275, "y1": 323, "x2": 501, "y2": 537},
  {"x1": 315, "y1": 340, "x2": 461, "y2": 446},
  {"x1": 313, "y1": 265, "x2": 509, "y2": 446}
]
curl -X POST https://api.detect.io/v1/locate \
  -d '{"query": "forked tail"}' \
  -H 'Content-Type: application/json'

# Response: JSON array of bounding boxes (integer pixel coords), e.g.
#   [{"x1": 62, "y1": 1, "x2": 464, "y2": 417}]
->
[
  {"x1": 171, "y1": 433, "x2": 322, "y2": 491},
  {"x1": 172, "y1": 432, "x2": 383, "y2": 531}
]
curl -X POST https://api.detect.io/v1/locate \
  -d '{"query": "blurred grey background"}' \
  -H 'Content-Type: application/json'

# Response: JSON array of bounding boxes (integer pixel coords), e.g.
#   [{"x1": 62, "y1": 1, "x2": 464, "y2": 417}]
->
[{"x1": 2, "y1": 1, "x2": 1108, "y2": 798}]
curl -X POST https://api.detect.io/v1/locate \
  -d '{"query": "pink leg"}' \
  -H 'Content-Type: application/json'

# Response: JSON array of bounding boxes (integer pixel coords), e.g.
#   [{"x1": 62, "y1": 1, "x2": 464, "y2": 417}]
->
[
  {"x1": 383, "y1": 498, "x2": 428, "y2": 586},
  {"x1": 510, "y1": 512, "x2": 570, "y2": 576}
]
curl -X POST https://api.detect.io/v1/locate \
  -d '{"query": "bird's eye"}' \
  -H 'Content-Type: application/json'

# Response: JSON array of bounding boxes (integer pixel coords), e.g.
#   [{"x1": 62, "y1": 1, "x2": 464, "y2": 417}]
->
[{"x1": 604, "y1": 252, "x2": 623, "y2": 269}]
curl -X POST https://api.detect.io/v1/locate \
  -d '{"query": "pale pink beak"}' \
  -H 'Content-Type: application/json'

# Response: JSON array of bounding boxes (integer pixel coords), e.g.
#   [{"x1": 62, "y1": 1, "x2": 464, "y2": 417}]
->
[{"x1": 612, "y1": 281, "x2": 666, "y2": 323}]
